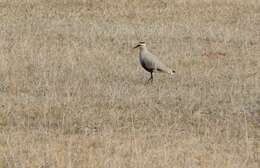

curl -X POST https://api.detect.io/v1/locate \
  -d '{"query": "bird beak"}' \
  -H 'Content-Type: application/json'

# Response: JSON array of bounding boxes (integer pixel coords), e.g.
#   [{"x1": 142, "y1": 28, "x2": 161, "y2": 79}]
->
[{"x1": 133, "y1": 44, "x2": 140, "y2": 49}]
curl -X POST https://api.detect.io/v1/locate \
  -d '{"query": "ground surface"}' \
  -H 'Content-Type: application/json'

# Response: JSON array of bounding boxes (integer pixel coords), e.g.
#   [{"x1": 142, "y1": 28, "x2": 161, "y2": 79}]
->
[{"x1": 0, "y1": 0, "x2": 259, "y2": 167}]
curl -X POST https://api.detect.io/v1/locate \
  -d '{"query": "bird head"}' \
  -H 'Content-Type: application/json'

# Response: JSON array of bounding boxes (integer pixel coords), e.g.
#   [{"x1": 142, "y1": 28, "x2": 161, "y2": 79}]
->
[{"x1": 133, "y1": 41, "x2": 146, "y2": 49}]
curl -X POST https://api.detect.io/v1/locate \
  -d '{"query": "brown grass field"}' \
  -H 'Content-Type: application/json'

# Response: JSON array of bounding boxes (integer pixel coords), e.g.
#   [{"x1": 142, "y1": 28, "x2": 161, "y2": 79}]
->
[{"x1": 0, "y1": 0, "x2": 259, "y2": 167}]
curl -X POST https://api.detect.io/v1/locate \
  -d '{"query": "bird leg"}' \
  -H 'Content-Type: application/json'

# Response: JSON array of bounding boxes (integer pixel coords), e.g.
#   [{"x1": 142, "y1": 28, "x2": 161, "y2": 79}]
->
[{"x1": 147, "y1": 72, "x2": 153, "y2": 83}]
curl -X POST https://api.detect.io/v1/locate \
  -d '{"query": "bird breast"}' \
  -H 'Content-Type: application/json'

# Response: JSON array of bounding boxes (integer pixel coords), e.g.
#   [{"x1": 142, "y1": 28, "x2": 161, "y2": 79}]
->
[{"x1": 139, "y1": 52, "x2": 156, "y2": 72}]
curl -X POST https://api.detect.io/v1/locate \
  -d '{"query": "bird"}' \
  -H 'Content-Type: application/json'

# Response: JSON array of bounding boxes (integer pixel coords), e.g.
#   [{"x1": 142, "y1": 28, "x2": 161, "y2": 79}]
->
[{"x1": 133, "y1": 41, "x2": 175, "y2": 83}]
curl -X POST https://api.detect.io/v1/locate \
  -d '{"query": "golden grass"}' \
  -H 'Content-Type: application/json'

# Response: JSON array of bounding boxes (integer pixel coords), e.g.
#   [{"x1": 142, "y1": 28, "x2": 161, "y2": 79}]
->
[{"x1": 0, "y1": 0, "x2": 259, "y2": 167}]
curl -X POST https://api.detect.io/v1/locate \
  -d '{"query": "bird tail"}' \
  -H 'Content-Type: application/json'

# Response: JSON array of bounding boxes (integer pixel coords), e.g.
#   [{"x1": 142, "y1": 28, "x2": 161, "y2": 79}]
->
[
  {"x1": 169, "y1": 70, "x2": 176, "y2": 75},
  {"x1": 157, "y1": 67, "x2": 175, "y2": 75}
]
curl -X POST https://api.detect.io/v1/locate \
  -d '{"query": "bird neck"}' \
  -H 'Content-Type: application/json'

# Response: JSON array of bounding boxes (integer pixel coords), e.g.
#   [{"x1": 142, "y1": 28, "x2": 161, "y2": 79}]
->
[{"x1": 140, "y1": 46, "x2": 148, "y2": 53}]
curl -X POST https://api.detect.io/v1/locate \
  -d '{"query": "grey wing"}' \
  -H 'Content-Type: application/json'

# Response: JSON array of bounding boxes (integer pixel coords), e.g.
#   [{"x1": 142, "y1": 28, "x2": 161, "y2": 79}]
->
[{"x1": 145, "y1": 53, "x2": 172, "y2": 73}]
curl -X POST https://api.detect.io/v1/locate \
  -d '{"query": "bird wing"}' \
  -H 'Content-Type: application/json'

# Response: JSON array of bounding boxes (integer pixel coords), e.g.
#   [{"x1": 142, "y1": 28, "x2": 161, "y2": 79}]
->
[{"x1": 145, "y1": 52, "x2": 172, "y2": 73}]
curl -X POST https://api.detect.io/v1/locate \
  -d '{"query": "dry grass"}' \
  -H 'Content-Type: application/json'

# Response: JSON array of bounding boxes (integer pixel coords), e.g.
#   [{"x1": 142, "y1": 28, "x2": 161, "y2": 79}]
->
[{"x1": 0, "y1": 0, "x2": 259, "y2": 167}]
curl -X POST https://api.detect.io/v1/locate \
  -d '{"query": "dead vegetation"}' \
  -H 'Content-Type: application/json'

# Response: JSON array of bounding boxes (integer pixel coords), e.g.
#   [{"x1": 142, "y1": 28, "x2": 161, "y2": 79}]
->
[{"x1": 0, "y1": 0, "x2": 259, "y2": 167}]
